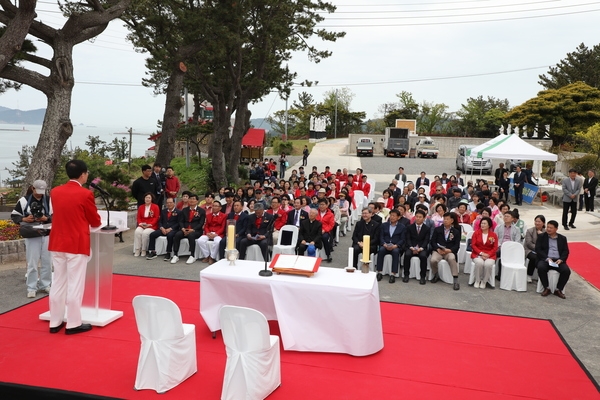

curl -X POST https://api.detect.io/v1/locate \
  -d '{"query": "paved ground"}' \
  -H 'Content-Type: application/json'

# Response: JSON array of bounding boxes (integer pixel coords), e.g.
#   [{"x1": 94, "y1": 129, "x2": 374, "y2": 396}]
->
[{"x1": 1, "y1": 139, "x2": 599, "y2": 385}]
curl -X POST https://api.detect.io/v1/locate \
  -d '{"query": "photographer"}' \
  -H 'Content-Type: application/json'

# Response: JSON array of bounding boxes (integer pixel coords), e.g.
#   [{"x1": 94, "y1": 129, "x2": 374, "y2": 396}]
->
[{"x1": 11, "y1": 180, "x2": 53, "y2": 298}]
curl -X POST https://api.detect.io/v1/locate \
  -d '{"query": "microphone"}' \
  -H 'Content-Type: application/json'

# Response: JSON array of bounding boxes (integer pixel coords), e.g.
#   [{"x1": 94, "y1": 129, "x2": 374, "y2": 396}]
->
[{"x1": 90, "y1": 182, "x2": 110, "y2": 197}]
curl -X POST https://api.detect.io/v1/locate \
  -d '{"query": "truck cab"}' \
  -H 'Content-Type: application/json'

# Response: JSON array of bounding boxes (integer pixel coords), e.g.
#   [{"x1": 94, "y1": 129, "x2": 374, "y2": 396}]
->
[
  {"x1": 356, "y1": 137, "x2": 374, "y2": 157},
  {"x1": 415, "y1": 137, "x2": 439, "y2": 159},
  {"x1": 384, "y1": 127, "x2": 409, "y2": 157}
]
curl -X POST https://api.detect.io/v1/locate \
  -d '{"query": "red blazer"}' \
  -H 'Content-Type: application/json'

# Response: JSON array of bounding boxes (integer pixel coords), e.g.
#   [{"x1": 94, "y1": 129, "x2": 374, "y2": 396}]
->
[
  {"x1": 266, "y1": 207, "x2": 287, "y2": 231},
  {"x1": 137, "y1": 203, "x2": 160, "y2": 230},
  {"x1": 316, "y1": 208, "x2": 335, "y2": 234},
  {"x1": 49, "y1": 181, "x2": 102, "y2": 256},
  {"x1": 204, "y1": 211, "x2": 227, "y2": 236},
  {"x1": 470, "y1": 230, "x2": 499, "y2": 260}
]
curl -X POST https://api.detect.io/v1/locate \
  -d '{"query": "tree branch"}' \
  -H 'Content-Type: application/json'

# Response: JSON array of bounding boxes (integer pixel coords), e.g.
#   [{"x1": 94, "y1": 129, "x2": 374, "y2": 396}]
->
[
  {"x1": 0, "y1": 0, "x2": 37, "y2": 73},
  {"x1": 0, "y1": 64, "x2": 50, "y2": 94},
  {"x1": 63, "y1": 0, "x2": 133, "y2": 42},
  {"x1": 19, "y1": 52, "x2": 52, "y2": 70}
]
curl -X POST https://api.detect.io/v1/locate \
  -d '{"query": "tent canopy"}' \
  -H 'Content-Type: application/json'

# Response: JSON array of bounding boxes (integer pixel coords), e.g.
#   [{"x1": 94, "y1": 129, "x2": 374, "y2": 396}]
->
[
  {"x1": 242, "y1": 128, "x2": 266, "y2": 147},
  {"x1": 467, "y1": 134, "x2": 557, "y2": 161}
]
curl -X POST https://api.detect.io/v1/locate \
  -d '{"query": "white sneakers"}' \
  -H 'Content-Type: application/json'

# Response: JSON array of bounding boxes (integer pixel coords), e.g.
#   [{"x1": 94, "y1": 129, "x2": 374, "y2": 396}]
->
[
  {"x1": 170, "y1": 255, "x2": 179, "y2": 264},
  {"x1": 186, "y1": 256, "x2": 196, "y2": 264},
  {"x1": 474, "y1": 281, "x2": 485, "y2": 289},
  {"x1": 527, "y1": 276, "x2": 533, "y2": 283},
  {"x1": 27, "y1": 290, "x2": 36, "y2": 298}
]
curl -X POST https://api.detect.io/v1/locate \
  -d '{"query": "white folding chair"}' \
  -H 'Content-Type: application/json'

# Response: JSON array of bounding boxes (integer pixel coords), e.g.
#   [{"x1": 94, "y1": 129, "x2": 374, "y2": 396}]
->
[
  {"x1": 246, "y1": 245, "x2": 265, "y2": 262},
  {"x1": 500, "y1": 242, "x2": 527, "y2": 291},
  {"x1": 219, "y1": 306, "x2": 281, "y2": 400},
  {"x1": 357, "y1": 252, "x2": 376, "y2": 271},
  {"x1": 459, "y1": 231, "x2": 474, "y2": 266},
  {"x1": 132, "y1": 295, "x2": 197, "y2": 393},
  {"x1": 536, "y1": 270, "x2": 566, "y2": 294},
  {"x1": 367, "y1": 178, "x2": 376, "y2": 201},
  {"x1": 272, "y1": 225, "x2": 299, "y2": 256},
  {"x1": 437, "y1": 259, "x2": 454, "y2": 284},
  {"x1": 352, "y1": 191, "x2": 365, "y2": 223}
]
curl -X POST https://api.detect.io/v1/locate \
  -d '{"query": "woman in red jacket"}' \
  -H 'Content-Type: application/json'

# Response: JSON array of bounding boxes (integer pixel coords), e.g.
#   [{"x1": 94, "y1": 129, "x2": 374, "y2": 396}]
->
[
  {"x1": 470, "y1": 216, "x2": 498, "y2": 289},
  {"x1": 134, "y1": 192, "x2": 160, "y2": 257}
]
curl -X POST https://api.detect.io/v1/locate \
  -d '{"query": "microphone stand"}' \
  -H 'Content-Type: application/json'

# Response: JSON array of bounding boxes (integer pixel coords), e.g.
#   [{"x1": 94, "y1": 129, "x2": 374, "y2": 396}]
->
[
  {"x1": 94, "y1": 189, "x2": 117, "y2": 231},
  {"x1": 259, "y1": 214, "x2": 276, "y2": 277}
]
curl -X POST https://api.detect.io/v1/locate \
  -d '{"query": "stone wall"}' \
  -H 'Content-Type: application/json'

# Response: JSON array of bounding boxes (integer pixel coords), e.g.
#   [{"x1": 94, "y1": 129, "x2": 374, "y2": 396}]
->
[{"x1": 0, "y1": 239, "x2": 26, "y2": 264}]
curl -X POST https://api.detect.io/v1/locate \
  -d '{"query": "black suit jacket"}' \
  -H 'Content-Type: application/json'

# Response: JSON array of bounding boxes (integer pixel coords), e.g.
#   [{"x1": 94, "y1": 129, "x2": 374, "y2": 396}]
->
[
  {"x1": 298, "y1": 218, "x2": 322, "y2": 248},
  {"x1": 513, "y1": 171, "x2": 527, "y2": 186},
  {"x1": 430, "y1": 225, "x2": 461, "y2": 254},
  {"x1": 287, "y1": 209, "x2": 309, "y2": 227},
  {"x1": 535, "y1": 232, "x2": 569, "y2": 262},
  {"x1": 226, "y1": 211, "x2": 249, "y2": 238},
  {"x1": 158, "y1": 208, "x2": 180, "y2": 230},
  {"x1": 246, "y1": 212, "x2": 275, "y2": 237},
  {"x1": 178, "y1": 206, "x2": 206, "y2": 232},
  {"x1": 415, "y1": 177, "x2": 430, "y2": 188},
  {"x1": 379, "y1": 221, "x2": 406, "y2": 249},
  {"x1": 352, "y1": 219, "x2": 380, "y2": 254},
  {"x1": 584, "y1": 177, "x2": 598, "y2": 196},
  {"x1": 406, "y1": 223, "x2": 430, "y2": 252}
]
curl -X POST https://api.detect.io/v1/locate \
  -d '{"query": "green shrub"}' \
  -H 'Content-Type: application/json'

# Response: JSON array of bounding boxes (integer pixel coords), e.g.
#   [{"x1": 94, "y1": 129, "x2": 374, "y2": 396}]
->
[
  {"x1": 170, "y1": 157, "x2": 212, "y2": 194},
  {"x1": 271, "y1": 137, "x2": 293, "y2": 155},
  {"x1": 568, "y1": 154, "x2": 600, "y2": 173}
]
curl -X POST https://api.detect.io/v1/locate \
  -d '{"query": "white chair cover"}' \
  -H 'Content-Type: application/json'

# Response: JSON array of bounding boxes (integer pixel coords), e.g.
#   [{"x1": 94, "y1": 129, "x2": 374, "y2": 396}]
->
[
  {"x1": 352, "y1": 191, "x2": 365, "y2": 223},
  {"x1": 536, "y1": 270, "x2": 565, "y2": 294},
  {"x1": 272, "y1": 225, "x2": 299, "y2": 256},
  {"x1": 404, "y1": 256, "x2": 432, "y2": 279},
  {"x1": 219, "y1": 306, "x2": 281, "y2": 400},
  {"x1": 437, "y1": 259, "x2": 454, "y2": 284},
  {"x1": 499, "y1": 242, "x2": 527, "y2": 291},
  {"x1": 468, "y1": 258, "x2": 496, "y2": 287},
  {"x1": 246, "y1": 245, "x2": 265, "y2": 262},
  {"x1": 356, "y1": 252, "x2": 375, "y2": 270},
  {"x1": 460, "y1": 223, "x2": 474, "y2": 234},
  {"x1": 459, "y1": 231, "x2": 474, "y2": 265},
  {"x1": 367, "y1": 179, "x2": 376, "y2": 201},
  {"x1": 132, "y1": 295, "x2": 197, "y2": 393},
  {"x1": 155, "y1": 236, "x2": 190, "y2": 256}
]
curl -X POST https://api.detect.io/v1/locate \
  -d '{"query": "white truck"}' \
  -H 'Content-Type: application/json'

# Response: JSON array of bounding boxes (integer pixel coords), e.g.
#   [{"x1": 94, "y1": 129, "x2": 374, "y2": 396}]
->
[
  {"x1": 356, "y1": 137, "x2": 374, "y2": 157},
  {"x1": 384, "y1": 127, "x2": 409, "y2": 157},
  {"x1": 415, "y1": 137, "x2": 439, "y2": 158}
]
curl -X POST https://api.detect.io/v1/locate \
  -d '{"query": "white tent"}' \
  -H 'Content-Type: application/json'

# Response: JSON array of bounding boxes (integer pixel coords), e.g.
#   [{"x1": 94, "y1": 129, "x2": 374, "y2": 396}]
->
[{"x1": 467, "y1": 134, "x2": 557, "y2": 161}]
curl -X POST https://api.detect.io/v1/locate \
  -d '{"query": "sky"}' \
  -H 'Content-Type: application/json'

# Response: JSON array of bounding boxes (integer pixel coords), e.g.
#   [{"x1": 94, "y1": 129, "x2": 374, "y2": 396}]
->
[{"x1": 0, "y1": 0, "x2": 599, "y2": 132}]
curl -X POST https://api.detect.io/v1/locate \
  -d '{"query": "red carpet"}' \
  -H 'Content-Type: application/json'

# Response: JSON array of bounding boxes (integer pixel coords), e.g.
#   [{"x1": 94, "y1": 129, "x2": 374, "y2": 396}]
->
[
  {"x1": 0, "y1": 275, "x2": 598, "y2": 399},
  {"x1": 568, "y1": 242, "x2": 600, "y2": 290}
]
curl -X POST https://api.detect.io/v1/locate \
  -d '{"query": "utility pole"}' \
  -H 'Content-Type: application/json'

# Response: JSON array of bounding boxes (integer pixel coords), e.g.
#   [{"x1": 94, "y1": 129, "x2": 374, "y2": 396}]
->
[
  {"x1": 334, "y1": 89, "x2": 338, "y2": 139},
  {"x1": 284, "y1": 94, "x2": 288, "y2": 142},
  {"x1": 184, "y1": 87, "x2": 190, "y2": 167},
  {"x1": 127, "y1": 127, "x2": 133, "y2": 172}
]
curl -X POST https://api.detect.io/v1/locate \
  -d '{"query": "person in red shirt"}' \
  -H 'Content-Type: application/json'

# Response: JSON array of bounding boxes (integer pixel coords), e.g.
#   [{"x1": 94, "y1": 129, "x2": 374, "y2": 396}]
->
[
  {"x1": 323, "y1": 166, "x2": 332, "y2": 178},
  {"x1": 164, "y1": 166, "x2": 181, "y2": 202},
  {"x1": 470, "y1": 216, "x2": 499, "y2": 289},
  {"x1": 356, "y1": 175, "x2": 371, "y2": 196},
  {"x1": 316, "y1": 198, "x2": 335, "y2": 262},
  {"x1": 134, "y1": 193, "x2": 160, "y2": 257},
  {"x1": 197, "y1": 201, "x2": 227, "y2": 264},
  {"x1": 266, "y1": 197, "x2": 287, "y2": 244}
]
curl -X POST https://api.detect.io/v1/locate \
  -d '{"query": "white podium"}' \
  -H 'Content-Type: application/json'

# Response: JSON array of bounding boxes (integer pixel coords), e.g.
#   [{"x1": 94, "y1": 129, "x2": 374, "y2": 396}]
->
[{"x1": 40, "y1": 215, "x2": 128, "y2": 326}]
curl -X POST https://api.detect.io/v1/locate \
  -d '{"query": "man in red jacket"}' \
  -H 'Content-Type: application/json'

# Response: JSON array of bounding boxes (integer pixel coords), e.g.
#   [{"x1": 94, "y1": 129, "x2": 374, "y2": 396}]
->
[
  {"x1": 316, "y1": 198, "x2": 335, "y2": 262},
  {"x1": 266, "y1": 197, "x2": 287, "y2": 244},
  {"x1": 48, "y1": 160, "x2": 102, "y2": 335},
  {"x1": 197, "y1": 201, "x2": 227, "y2": 264}
]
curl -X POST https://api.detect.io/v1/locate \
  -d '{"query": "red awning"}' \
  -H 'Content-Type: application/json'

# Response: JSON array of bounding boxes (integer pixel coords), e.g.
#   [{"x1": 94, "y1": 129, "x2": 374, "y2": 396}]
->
[{"x1": 241, "y1": 128, "x2": 265, "y2": 147}]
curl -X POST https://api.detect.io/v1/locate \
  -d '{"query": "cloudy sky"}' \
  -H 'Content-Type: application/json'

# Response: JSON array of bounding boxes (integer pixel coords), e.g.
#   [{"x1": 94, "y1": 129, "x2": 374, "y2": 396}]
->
[{"x1": 1, "y1": 0, "x2": 599, "y2": 132}]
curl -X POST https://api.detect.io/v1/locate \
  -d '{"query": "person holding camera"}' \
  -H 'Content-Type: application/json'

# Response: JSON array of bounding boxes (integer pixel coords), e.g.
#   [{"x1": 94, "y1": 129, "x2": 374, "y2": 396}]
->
[{"x1": 11, "y1": 180, "x2": 53, "y2": 298}]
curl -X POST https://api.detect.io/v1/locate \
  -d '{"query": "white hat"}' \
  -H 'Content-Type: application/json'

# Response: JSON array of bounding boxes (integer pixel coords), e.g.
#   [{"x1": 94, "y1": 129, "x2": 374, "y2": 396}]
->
[{"x1": 32, "y1": 180, "x2": 47, "y2": 195}]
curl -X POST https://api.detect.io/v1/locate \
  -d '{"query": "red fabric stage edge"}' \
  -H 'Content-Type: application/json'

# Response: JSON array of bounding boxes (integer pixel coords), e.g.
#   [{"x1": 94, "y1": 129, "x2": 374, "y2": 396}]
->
[
  {"x1": 568, "y1": 242, "x2": 600, "y2": 291},
  {"x1": 0, "y1": 275, "x2": 598, "y2": 399}
]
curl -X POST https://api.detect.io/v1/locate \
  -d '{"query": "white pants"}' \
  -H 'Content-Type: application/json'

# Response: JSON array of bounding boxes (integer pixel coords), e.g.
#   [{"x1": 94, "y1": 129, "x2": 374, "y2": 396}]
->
[
  {"x1": 197, "y1": 235, "x2": 222, "y2": 259},
  {"x1": 473, "y1": 257, "x2": 495, "y2": 283},
  {"x1": 25, "y1": 236, "x2": 52, "y2": 292},
  {"x1": 134, "y1": 227, "x2": 155, "y2": 254},
  {"x1": 49, "y1": 252, "x2": 88, "y2": 329}
]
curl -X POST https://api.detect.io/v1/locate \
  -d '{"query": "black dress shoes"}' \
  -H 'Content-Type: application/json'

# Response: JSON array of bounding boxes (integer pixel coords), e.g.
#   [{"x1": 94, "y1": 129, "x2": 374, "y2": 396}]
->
[
  {"x1": 389, "y1": 275, "x2": 396, "y2": 284},
  {"x1": 402, "y1": 276, "x2": 409, "y2": 283},
  {"x1": 376, "y1": 272, "x2": 382, "y2": 281},
  {"x1": 326, "y1": 257, "x2": 333, "y2": 263},
  {"x1": 569, "y1": 224, "x2": 576, "y2": 229},
  {"x1": 431, "y1": 273, "x2": 440, "y2": 283},
  {"x1": 419, "y1": 277, "x2": 426, "y2": 285},
  {"x1": 563, "y1": 225, "x2": 570, "y2": 231},
  {"x1": 453, "y1": 282, "x2": 460, "y2": 290},
  {"x1": 541, "y1": 288, "x2": 552, "y2": 297},
  {"x1": 65, "y1": 324, "x2": 93, "y2": 335},
  {"x1": 49, "y1": 322, "x2": 65, "y2": 334}
]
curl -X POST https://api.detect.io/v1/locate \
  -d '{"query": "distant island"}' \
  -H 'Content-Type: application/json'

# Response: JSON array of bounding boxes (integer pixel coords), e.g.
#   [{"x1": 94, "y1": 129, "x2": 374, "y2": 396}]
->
[{"x1": 0, "y1": 106, "x2": 45, "y2": 125}]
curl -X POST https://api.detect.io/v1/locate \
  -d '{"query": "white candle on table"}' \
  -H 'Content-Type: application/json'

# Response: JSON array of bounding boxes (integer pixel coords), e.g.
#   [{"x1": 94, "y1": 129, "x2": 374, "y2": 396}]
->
[{"x1": 348, "y1": 247, "x2": 354, "y2": 269}]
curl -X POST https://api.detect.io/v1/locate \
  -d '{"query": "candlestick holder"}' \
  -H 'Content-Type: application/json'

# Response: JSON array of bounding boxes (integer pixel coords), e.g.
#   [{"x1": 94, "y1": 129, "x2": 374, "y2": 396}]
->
[
  {"x1": 361, "y1": 260, "x2": 371, "y2": 274},
  {"x1": 225, "y1": 248, "x2": 239, "y2": 266}
]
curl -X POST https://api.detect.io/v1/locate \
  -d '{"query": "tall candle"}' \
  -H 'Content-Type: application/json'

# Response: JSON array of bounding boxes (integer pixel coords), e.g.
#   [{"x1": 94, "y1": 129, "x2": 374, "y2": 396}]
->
[
  {"x1": 362, "y1": 235, "x2": 370, "y2": 262},
  {"x1": 348, "y1": 247, "x2": 354, "y2": 269},
  {"x1": 227, "y1": 224, "x2": 235, "y2": 250}
]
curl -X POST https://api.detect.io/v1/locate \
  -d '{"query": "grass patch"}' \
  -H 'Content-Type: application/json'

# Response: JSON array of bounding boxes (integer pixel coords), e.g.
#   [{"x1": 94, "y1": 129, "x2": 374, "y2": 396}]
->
[{"x1": 266, "y1": 139, "x2": 316, "y2": 155}]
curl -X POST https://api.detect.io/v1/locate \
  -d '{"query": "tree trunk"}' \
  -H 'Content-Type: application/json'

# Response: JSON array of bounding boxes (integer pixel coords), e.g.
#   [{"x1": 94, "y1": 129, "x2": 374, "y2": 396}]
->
[
  {"x1": 210, "y1": 98, "x2": 229, "y2": 188},
  {"x1": 22, "y1": 39, "x2": 74, "y2": 195},
  {"x1": 0, "y1": 0, "x2": 37, "y2": 73},
  {"x1": 228, "y1": 97, "x2": 250, "y2": 183},
  {"x1": 156, "y1": 67, "x2": 185, "y2": 167}
]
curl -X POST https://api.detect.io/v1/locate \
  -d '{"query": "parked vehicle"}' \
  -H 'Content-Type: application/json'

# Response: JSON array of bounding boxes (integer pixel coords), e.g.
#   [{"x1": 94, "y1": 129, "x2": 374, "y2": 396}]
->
[
  {"x1": 456, "y1": 145, "x2": 493, "y2": 174},
  {"x1": 356, "y1": 137, "x2": 374, "y2": 157},
  {"x1": 383, "y1": 127, "x2": 409, "y2": 157},
  {"x1": 415, "y1": 137, "x2": 439, "y2": 158}
]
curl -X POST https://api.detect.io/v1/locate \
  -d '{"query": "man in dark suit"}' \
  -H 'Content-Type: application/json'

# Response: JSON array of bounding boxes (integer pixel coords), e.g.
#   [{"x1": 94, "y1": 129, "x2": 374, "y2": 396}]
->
[
  {"x1": 146, "y1": 197, "x2": 180, "y2": 260},
  {"x1": 430, "y1": 212, "x2": 462, "y2": 290},
  {"x1": 494, "y1": 163, "x2": 507, "y2": 186},
  {"x1": 287, "y1": 198, "x2": 309, "y2": 227},
  {"x1": 376, "y1": 210, "x2": 406, "y2": 284},
  {"x1": 170, "y1": 194, "x2": 205, "y2": 264},
  {"x1": 415, "y1": 171, "x2": 430, "y2": 188},
  {"x1": 512, "y1": 165, "x2": 526, "y2": 206},
  {"x1": 351, "y1": 207, "x2": 380, "y2": 273},
  {"x1": 583, "y1": 169, "x2": 598, "y2": 212},
  {"x1": 219, "y1": 200, "x2": 249, "y2": 259},
  {"x1": 404, "y1": 209, "x2": 430, "y2": 285},
  {"x1": 239, "y1": 203, "x2": 274, "y2": 260},
  {"x1": 151, "y1": 162, "x2": 166, "y2": 208},
  {"x1": 297, "y1": 208, "x2": 323, "y2": 255},
  {"x1": 535, "y1": 220, "x2": 571, "y2": 299}
]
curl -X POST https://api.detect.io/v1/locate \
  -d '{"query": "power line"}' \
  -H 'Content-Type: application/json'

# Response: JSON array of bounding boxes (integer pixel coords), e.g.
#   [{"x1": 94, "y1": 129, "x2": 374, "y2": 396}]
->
[{"x1": 323, "y1": 0, "x2": 559, "y2": 14}]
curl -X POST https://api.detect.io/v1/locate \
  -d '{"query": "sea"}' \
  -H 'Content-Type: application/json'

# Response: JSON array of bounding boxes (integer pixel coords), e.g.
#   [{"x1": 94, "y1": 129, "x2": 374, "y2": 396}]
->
[{"x1": 0, "y1": 123, "x2": 155, "y2": 184}]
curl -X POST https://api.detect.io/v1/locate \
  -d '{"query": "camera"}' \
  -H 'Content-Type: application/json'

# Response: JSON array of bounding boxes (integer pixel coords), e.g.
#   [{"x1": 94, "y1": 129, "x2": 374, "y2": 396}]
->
[{"x1": 30, "y1": 202, "x2": 44, "y2": 219}]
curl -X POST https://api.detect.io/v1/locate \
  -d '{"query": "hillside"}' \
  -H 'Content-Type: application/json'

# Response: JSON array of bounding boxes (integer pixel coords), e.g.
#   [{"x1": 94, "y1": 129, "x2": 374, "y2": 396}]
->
[{"x1": 0, "y1": 106, "x2": 45, "y2": 125}]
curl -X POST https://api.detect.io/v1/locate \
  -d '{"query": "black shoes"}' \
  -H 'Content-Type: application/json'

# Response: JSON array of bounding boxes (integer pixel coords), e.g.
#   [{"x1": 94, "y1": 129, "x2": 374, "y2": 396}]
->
[
  {"x1": 376, "y1": 272, "x2": 382, "y2": 281},
  {"x1": 326, "y1": 257, "x2": 333, "y2": 263},
  {"x1": 569, "y1": 224, "x2": 576, "y2": 229},
  {"x1": 563, "y1": 225, "x2": 570, "y2": 231},
  {"x1": 49, "y1": 322, "x2": 65, "y2": 334},
  {"x1": 419, "y1": 277, "x2": 426, "y2": 285},
  {"x1": 431, "y1": 273, "x2": 440, "y2": 283},
  {"x1": 146, "y1": 252, "x2": 157, "y2": 260},
  {"x1": 389, "y1": 275, "x2": 396, "y2": 284},
  {"x1": 402, "y1": 276, "x2": 409, "y2": 283},
  {"x1": 453, "y1": 282, "x2": 460, "y2": 290},
  {"x1": 65, "y1": 324, "x2": 93, "y2": 335}
]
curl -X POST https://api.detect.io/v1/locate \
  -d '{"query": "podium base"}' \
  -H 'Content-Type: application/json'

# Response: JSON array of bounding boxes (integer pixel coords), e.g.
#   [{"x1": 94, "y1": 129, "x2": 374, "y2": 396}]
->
[{"x1": 39, "y1": 307, "x2": 123, "y2": 327}]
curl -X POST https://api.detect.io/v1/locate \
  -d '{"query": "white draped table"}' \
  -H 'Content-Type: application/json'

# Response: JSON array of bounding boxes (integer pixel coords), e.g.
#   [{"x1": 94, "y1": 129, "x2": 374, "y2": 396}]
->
[{"x1": 200, "y1": 260, "x2": 384, "y2": 356}]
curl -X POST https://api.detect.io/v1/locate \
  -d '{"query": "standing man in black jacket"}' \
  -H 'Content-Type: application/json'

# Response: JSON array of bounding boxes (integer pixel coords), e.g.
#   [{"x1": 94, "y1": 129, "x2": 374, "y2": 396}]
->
[
  {"x1": 583, "y1": 170, "x2": 598, "y2": 212},
  {"x1": 535, "y1": 220, "x2": 571, "y2": 299},
  {"x1": 131, "y1": 165, "x2": 156, "y2": 206}
]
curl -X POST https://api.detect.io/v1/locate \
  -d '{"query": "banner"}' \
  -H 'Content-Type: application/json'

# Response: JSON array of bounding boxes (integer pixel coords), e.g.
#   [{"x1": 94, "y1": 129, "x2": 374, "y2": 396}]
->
[{"x1": 509, "y1": 179, "x2": 539, "y2": 204}]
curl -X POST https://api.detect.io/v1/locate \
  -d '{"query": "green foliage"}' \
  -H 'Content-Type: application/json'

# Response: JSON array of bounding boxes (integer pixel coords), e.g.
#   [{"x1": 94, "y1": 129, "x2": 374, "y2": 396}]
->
[
  {"x1": 418, "y1": 101, "x2": 451, "y2": 134},
  {"x1": 271, "y1": 138, "x2": 294, "y2": 155},
  {"x1": 568, "y1": 154, "x2": 600, "y2": 173},
  {"x1": 454, "y1": 96, "x2": 510, "y2": 137},
  {"x1": 6, "y1": 145, "x2": 35, "y2": 182},
  {"x1": 506, "y1": 82, "x2": 600, "y2": 146},
  {"x1": 170, "y1": 157, "x2": 212, "y2": 194},
  {"x1": 539, "y1": 43, "x2": 600, "y2": 90},
  {"x1": 176, "y1": 121, "x2": 213, "y2": 163},
  {"x1": 575, "y1": 122, "x2": 600, "y2": 161}
]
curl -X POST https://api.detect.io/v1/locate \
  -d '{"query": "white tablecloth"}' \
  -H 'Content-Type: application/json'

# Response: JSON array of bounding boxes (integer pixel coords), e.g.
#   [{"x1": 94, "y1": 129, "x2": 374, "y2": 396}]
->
[{"x1": 200, "y1": 260, "x2": 383, "y2": 356}]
